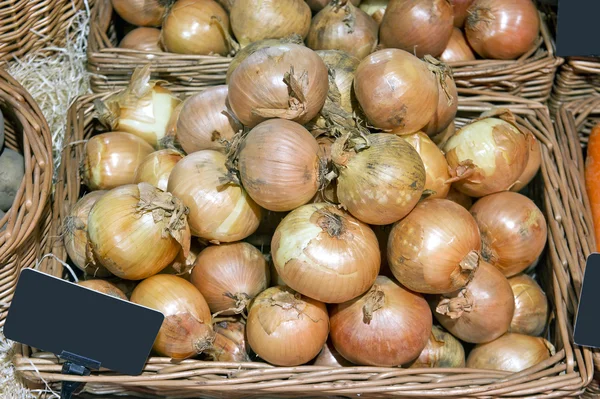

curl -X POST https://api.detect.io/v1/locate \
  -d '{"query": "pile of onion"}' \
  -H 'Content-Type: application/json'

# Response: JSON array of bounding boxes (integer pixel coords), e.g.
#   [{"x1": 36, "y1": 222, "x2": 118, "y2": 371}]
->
[
  {"x1": 79, "y1": 279, "x2": 128, "y2": 300},
  {"x1": 388, "y1": 198, "x2": 481, "y2": 294},
  {"x1": 228, "y1": 43, "x2": 329, "y2": 127},
  {"x1": 470, "y1": 191, "x2": 547, "y2": 277},
  {"x1": 131, "y1": 275, "x2": 215, "y2": 359},
  {"x1": 167, "y1": 150, "x2": 261, "y2": 242},
  {"x1": 306, "y1": 1, "x2": 378, "y2": 60},
  {"x1": 332, "y1": 133, "x2": 425, "y2": 225},
  {"x1": 408, "y1": 325, "x2": 465, "y2": 368},
  {"x1": 508, "y1": 274, "x2": 548, "y2": 336},
  {"x1": 330, "y1": 276, "x2": 432, "y2": 366},
  {"x1": 271, "y1": 203, "x2": 380, "y2": 303},
  {"x1": 190, "y1": 242, "x2": 269, "y2": 315},
  {"x1": 238, "y1": 119, "x2": 321, "y2": 211},
  {"x1": 431, "y1": 260, "x2": 515, "y2": 343},
  {"x1": 246, "y1": 286, "x2": 329, "y2": 366},
  {"x1": 402, "y1": 132, "x2": 451, "y2": 198},
  {"x1": 134, "y1": 149, "x2": 183, "y2": 191},
  {"x1": 379, "y1": 0, "x2": 454, "y2": 58}
]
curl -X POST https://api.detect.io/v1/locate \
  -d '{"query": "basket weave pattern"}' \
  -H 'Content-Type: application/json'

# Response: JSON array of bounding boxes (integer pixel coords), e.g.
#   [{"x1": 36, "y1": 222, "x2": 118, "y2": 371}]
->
[
  {"x1": 551, "y1": 63, "x2": 600, "y2": 111},
  {"x1": 9, "y1": 90, "x2": 593, "y2": 398}
]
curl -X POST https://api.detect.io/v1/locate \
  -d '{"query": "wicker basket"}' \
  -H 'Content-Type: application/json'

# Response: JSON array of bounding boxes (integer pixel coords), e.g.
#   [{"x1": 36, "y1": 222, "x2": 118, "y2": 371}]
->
[
  {"x1": 0, "y1": 69, "x2": 53, "y2": 327},
  {"x1": 9, "y1": 89, "x2": 594, "y2": 398},
  {"x1": 87, "y1": 0, "x2": 232, "y2": 94},
  {"x1": 551, "y1": 62, "x2": 600, "y2": 111},
  {"x1": 0, "y1": 0, "x2": 92, "y2": 62}
]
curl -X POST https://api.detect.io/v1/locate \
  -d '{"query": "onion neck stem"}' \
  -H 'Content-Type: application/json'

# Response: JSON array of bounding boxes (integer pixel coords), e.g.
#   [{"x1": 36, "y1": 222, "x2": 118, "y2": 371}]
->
[
  {"x1": 362, "y1": 285, "x2": 385, "y2": 324},
  {"x1": 436, "y1": 289, "x2": 472, "y2": 319}
]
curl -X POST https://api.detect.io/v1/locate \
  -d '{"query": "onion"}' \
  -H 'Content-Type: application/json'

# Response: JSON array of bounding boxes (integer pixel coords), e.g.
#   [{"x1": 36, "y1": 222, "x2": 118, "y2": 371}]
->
[
  {"x1": 443, "y1": 109, "x2": 529, "y2": 197},
  {"x1": 306, "y1": 1, "x2": 378, "y2": 60},
  {"x1": 431, "y1": 260, "x2": 515, "y2": 343},
  {"x1": 167, "y1": 150, "x2": 261, "y2": 242},
  {"x1": 228, "y1": 43, "x2": 329, "y2": 127},
  {"x1": 445, "y1": 186, "x2": 472, "y2": 209},
  {"x1": 308, "y1": 0, "x2": 361, "y2": 12},
  {"x1": 407, "y1": 325, "x2": 465, "y2": 368},
  {"x1": 88, "y1": 183, "x2": 191, "y2": 280},
  {"x1": 238, "y1": 119, "x2": 321, "y2": 211},
  {"x1": 175, "y1": 86, "x2": 242, "y2": 154},
  {"x1": 230, "y1": 0, "x2": 312, "y2": 47},
  {"x1": 388, "y1": 198, "x2": 481, "y2": 294},
  {"x1": 246, "y1": 286, "x2": 329, "y2": 366},
  {"x1": 314, "y1": 340, "x2": 353, "y2": 367},
  {"x1": 271, "y1": 203, "x2": 380, "y2": 303},
  {"x1": 205, "y1": 319, "x2": 251, "y2": 362},
  {"x1": 190, "y1": 242, "x2": 269, "y2": 315},
  {"x1": 79, "y1": 280, "x2": 128, "y2": 300},
  {"x1": 96, "y1": 66, "x2": 181, "y2": 147},
  {"x1": 465, "y1": 0, "x2": 540, "y2": 60},
  {"x1": 161, "y1": 0, "x2": 233, "y2": 56},
  {"x1": 467, "y1": 333, "x2": 555, "y2": 372},
  {"x1": 440, "y1": 28, "x2": 476, "y2": 62},
  {"x1": 431, "y1": 120, "x2": 455, "y2": 147},
  {"x1": 360, "y1": 0, "x2": 387, "y2": 24},
  {"x1": 111, "y1": 0, "x2": 167, "y2": 27},
  {"x1": 470, "y1": 191, "x2": 547, "y2": 277},
  {"x1": 64, "y1": 191, "x2": 111, "y2": 277},
  {"x1": 403, "y1": 132, "x2": 451, "y2": 198},
  {"x1": 330, "y1": 276, "x2": 432, "y2": 366},
  {"x1": 380, "y1": 0, "x2": 454, "y2": 58},
  {"x1": 82, "y1": 132, "x2": 154, "y2": 190},
  {"x1": 131, "y1": 275, "x2": 214, "y2": 359},
  {"x1": 511, "y1": 132, "x2": 541, "y2": 192},
  {"x1": 508, "y1": 274, "x2": 548, "y2": 336},
  {"x1": 332, "y1": 133, "x2": 426, "y2": 225},
  {"x1": 119, "y1": 28, "x2": 162, "y2": 52},
  {"x1": 422, "y1": 60, "x2": 458, "y2": 136},
  {"x1": 452, "y1": 0, "x2": 475, "y2": 27},
  {"x1": 133, "y1": 149, "x2": 183, "y2": 191},
  {"x1": 353, "y1": 49, "x2": 438, "y2": 133}
]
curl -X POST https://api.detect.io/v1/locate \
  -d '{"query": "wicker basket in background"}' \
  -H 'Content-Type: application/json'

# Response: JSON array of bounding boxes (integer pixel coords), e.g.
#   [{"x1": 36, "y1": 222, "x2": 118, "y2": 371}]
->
[
  {"x1": 11, "y1": 90, "x2": 594, "y2": 398},
  {"x1": 87, "y1": 0, "x2": 232, "y2": 94},
  {"x1": 0, "y1": 0, "x2": 92, "y2": 62},
  {"x1": 0, "y1": 69, "x2": 53, "y2": 327},
  {"x1": 551, "y1": 60, "x2": 600, "y2": 111}
]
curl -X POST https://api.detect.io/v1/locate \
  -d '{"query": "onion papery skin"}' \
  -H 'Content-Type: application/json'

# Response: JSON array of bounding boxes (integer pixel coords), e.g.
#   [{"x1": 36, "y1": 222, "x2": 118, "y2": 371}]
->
[
  {"x1": 314, "y1": 340, "x2": 354, "y2": 366},
  {"x1": 131, "y1": 275, "x2": 214, "y2": 359},
  {"x1": 306, "y1": 1, "x2": 378, "y2": 60},
  {"x1": 431, "y1": 260, "x2": 515, "y2": 343},
  {"x1": 465, "y1": 0, "x2": 540, "y2": 60},
  {"x1": 134, "y1": 149, "x2": 183, "y2": 191},
  {"x1": 190, "y1": 242, "x2": 269, "y2": 315},
  {"x1": 308, "y1": 0, "x2": 361, "y2": 12},
  {"x1": 310, "y1": 135, "x2": 339, "y2": 204},
  {"x1": 175, "y1": 86, "x2": 242, "y2": 154},
  {"x1": 443, "y1": 114, "x2": 529, "y2": 197},
  {"x1": 445, "y1": 186, "x2": 472, "y2": 210},
  {"x1": 360, "y1": 0, "x2": 387, "y2": 24},
  {"x1": 161, "y1": 0, "x2": 232, "y2": 56},
  {"x1": 423, "y1": 63, "x2": 458, "y2": 136},
  {"x1": 111, "y1": 0, "x2": 167, "y2": 27},
  {"x1": 64, "y1": 191, "x2": 111, "y2": 277},
  {"x1": 271, "y1": 203, "x2": 380, "y2": 303},
  {"x1": 440, "y1": 28, "x2": 476, "y2": 62},
  {"x1": 466, "y1": 333, "x2": 554, "y2": 372},
  {"x1": 380, "y1": 0, "x2": 454, "y2": 58},
  {"x1": 508, "y1": 274, "x2": 548, "y2": 336},
  {"x1": 333, "y1": 133, "x2": 426, "y2": 225},
  {"x1": 403, "y1": 132, "x2": 451, "y2": 198},
  {"x1": 238, "y1": 119, "x2": 320, "y2": 212},
  {"x1": 83, "y1": 132, "x2": 154, "y2": 191},
  {"x1": 79, "y1": 280, "x2": 128, "y2": 300},
  {"x1": 388, "y1": 198, "x2": 481, "y2": 294},
  {"x1": 470, "y1": 191, "x2": 547, "y2": 277},
  {"x1": 230, "y1": 0, "x2": 312, "y2": 47},
  {"x1": 88, "y1": 183, "x2": 191, "y2": 280},
  {"x1": 205, "y1": 319, "x2": 251, "y2": 362},
  {"x1": 511, "y1": 132, "x2": 541, "y2": 192},
  {"x1": 167, "y1": 150, "x2": 261, "y2": 242},
  {"x1": 228, "y1": 43, "x2": 329, "y2": 127},
  {"x1": 354, "y1": 49, "x2": 438, "y2": 132},
  {"x1": 119, "y1": 28, "x2": 163, "y2": 52},
  {"x1": 452, "y1": 0, "x2": 475, "y2": 27},
  {"x1": 408, "y1": 325, "x2": 465, "y2": 368},
  {"x1": 330, "y1": 276, "x2": 432, "y2": 366},
  {"x1": 246, "y1": 286, "x2": 329, "y2": 366}
]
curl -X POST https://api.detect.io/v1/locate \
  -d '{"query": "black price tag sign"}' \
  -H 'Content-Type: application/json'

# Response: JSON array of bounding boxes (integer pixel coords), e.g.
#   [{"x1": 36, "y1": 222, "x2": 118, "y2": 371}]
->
[
  {"x1": 4, "y1": 269, "x2": 164, "y2": 376},
  {"x1": 574, "y1": 253, "x2": 600, "y2": 348},
  {"x1": 556, "y1": 0, "x2": 600, "y2": 57}
]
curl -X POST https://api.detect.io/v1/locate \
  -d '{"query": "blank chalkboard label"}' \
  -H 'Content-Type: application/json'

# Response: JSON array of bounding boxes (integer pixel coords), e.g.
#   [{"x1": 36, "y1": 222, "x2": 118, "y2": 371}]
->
[
  {"x1": 574, "y1": 253, "x2": 600, "y2": 348},
  {"x1": 556, "y1": 0, "x2": 600, "y2": 57},
  {"x1": 4, "y1": 269, "x2": 163, "y2": 376}
]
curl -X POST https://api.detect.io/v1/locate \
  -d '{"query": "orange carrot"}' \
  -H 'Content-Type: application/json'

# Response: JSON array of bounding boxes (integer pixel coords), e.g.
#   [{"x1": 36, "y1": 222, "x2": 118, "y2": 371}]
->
[{"x1": 585, "y1": 123, "x2": 600, "y2": 251}]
